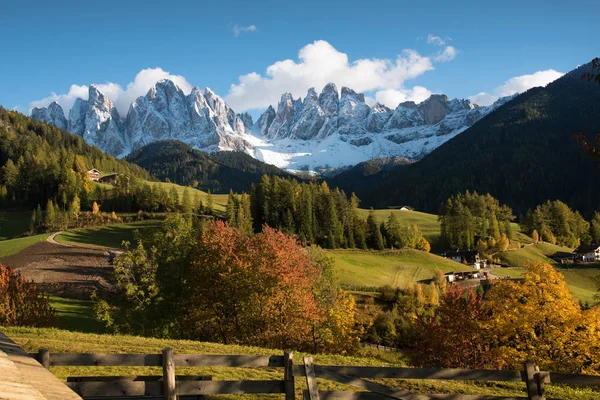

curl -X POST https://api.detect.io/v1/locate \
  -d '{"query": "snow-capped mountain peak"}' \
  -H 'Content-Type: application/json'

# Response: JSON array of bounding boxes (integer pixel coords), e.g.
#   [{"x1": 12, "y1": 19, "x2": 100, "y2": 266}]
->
[{"x1": 32, "y1": 79, "x2": 513, "y2": 173}]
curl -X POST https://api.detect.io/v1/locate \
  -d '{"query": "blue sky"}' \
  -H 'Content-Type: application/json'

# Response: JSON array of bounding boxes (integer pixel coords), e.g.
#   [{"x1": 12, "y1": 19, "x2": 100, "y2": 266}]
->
[{"x1": 1, "y1": 0, "x2": 598, "y2": 117}]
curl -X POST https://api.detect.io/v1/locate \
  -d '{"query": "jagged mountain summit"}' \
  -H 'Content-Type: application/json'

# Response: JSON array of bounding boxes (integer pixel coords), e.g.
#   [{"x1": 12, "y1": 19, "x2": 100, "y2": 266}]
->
[
  {"x1": 32, "y1": 80, "x2": 252, "y2": 158},
  {"x1": 32, "y1": 80, "x2": 511, "y2": 171}
]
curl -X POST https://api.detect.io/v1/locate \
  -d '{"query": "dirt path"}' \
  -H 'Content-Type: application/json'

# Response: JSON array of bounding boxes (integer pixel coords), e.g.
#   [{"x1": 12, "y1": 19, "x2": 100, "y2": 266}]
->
[
  {"x1": 47, "y1": 231, "x2": 123, "y2": 254},
  {"x1": 0, "y1": 241, "x2": 114, "y2": 299}
]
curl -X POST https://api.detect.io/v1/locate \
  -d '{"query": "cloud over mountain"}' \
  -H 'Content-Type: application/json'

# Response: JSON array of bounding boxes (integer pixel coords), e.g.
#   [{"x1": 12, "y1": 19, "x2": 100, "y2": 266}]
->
[
  {"x1": 224, "y1": 40, "x2": 451, "y2": 111},
  {"x1": 29, "y1": 68, "x2": 192, "y2": 117},
  {"x1": 470, "y1": 69, "x2": 564, "y2": 106}
]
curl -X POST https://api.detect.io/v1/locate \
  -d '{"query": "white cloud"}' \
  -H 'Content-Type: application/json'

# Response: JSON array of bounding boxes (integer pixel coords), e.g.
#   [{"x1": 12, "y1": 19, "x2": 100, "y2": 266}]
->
[
  {"x1": 427, "y1": 34, "x2": 446, "y2": 46},
  {"x1": 426, "y1": 34, "x2": 456, "y2": 63},
  {"x1": 375, "y1": 86, "x2": 433, "y2": 108},
  {"x1": 470, "y1": 69, "x2": 564, "y2": 106},
  {"x1": 225, "y1": 40, "x2": 452, "y2": 111},
  {"x1": 434, "y1": 46, "x2": 457, "y2": 62},
  {"x1": 29, "y1": 68, "x2": 192, "y2": 117},
  {"x1": 233, "y1": 24, "x2": 257, "y2": 37}
]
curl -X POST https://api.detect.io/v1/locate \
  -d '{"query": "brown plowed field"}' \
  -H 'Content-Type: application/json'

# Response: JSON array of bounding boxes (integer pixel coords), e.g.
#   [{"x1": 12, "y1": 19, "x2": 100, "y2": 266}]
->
[{"x1": 0, "y1": 241, "x2": 113, "y2": 299}]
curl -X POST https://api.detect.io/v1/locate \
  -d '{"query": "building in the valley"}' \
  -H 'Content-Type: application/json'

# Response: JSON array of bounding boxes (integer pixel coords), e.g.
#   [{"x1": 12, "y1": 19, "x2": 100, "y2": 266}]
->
[
  {"x1": 574, "y1": 244, "x2": 600, "y2": 263},
  {"x1": 387, "y1": 205, "x2": 415, "y2": 211},
  {"x1": 87, "y1": 168, "x2": 100, "y2": 181},
  {"x1": 442, "y1": 250, "x2": 482, "y2": 269}
]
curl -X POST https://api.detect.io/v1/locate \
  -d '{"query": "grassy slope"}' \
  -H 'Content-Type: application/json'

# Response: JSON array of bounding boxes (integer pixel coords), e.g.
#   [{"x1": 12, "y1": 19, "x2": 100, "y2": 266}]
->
[
  {"x1": 493, "y1": 267, "x2": 600, "y2": 304},
  {"x1": 356, "y1": 209, "x2": 440, "y2": 243},
  {"x1": 327, "y1": 249, "x2": 471, "y2": 290},
  {"x1": 143, "y1": 181, "x2": 228, "y2": 212},
  {"x1": 498, "y1": 242, "x2": 575, "y2": 268},
  {"x1": 56, "y1": 220, "x2": 163, "y2": 249},
  {"x1": 49, "y1": 295, "x2": 106, "y2": 334},
  {"x1": 355, "y1": 209, "x2": 526, "y2": 249},
  {"x1": 0, "y1": 233, "x2": 51, "y2": 258},
  {"x1": 0, "y1": 211, "x2": 31, "y2": 240},
  {"x1": 2, "y1": 327, "x2": 596, "y2": 399}
]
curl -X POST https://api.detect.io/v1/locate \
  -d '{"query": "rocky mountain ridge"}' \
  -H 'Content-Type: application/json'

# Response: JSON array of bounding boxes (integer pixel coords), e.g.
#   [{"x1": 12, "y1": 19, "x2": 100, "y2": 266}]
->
[{"x1": 32, "y1": 80, "x2": 512, "y2": 171}]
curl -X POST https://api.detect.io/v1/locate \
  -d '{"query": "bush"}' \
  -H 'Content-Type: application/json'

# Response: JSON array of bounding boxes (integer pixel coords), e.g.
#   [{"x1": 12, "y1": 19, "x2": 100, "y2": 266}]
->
[{"x1": 0, "y1": 264, "x2": 56, "y2": 327}]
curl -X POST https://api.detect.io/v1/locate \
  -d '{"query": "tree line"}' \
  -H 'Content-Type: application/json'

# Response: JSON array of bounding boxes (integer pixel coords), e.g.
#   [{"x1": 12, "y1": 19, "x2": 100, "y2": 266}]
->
[
  {"x1": 0, "y1": 107, "x2": 149, "y2": 210},
  {"x1": 226, "y1": 175, "x2": 430, "y2": 251},
  {"x1": 521, "y1": 199, "x2": 599, "y2": 247},
  {"x1": 438, "y1": 191, "x2": 514, "y2": 254}
]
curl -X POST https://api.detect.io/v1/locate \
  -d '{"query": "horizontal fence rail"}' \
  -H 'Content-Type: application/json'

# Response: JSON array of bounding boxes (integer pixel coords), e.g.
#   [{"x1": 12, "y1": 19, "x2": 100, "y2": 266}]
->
[{"x1": 32, "y1": 348, "x2": 600, "y2": 400}]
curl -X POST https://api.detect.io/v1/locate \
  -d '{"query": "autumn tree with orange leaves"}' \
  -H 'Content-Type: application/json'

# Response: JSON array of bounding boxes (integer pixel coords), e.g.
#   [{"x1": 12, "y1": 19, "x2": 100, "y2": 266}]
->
[
  {"x1": 95, "y1": 216, "x2": 361, "y2": 353},
  {"x1": 0, "y1": 264, "x2": 56, "y2": 327},
  {"x1": 411, "y1": 262, "x2": 600, "y2": 374}
]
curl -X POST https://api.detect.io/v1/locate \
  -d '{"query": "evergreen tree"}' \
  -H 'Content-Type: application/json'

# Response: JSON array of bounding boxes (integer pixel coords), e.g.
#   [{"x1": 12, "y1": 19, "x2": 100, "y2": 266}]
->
[
  {"x1": 206, "y1": 189, "x2": 214, "y2": 215},
  {"x1": 367, "y1": 209, "x2": 384, "y2": 250},
  {"x1": 591, "y1": 212, "x2": 600, "y2": 244},
  {"x1": 45, "y1": 199, "x2": 56, "y2": 229},
  {"x1": 237, "y1": 193, "x2": 253, "y2": 236},
  {"x1": 226, "y1": 190, "x2": 238, "y2": 225},
  {"x1": 68, "y1": 195, "x2": 81, "y2": 222},
  {"x1": 181, "y1": 188, "x2": 193, "y2": 214}
]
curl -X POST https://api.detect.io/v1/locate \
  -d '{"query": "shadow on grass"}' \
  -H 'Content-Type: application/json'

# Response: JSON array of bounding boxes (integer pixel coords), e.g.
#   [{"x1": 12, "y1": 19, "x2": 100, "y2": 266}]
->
[{"x1": 49, "y1": 295, "x2": 107, "y2": 334}]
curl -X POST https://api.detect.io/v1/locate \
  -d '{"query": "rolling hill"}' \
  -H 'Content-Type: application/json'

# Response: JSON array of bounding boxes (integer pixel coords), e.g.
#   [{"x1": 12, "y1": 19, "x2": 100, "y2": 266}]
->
[
  {"x1": 126, "y1": 140, "x2": 292, "y2": 193},
  {"x1": 331, "y1": 61, "x2": 600, "y2": 217}
]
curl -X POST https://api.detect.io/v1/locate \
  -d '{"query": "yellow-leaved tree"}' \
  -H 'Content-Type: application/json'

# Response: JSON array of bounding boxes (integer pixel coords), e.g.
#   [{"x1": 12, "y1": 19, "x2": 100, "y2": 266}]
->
[{"x1": 484, "y1": 262, "x2": 596, "y2": 372}]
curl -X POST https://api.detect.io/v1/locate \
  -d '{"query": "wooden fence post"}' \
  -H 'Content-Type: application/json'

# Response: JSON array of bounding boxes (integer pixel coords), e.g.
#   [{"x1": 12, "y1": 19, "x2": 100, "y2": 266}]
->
[
  {"x1": 524, "y1": 361, "x2": 543, "y2": 400},
  {"x1": 534, "y1": 365, "x2": 546, "y2": 400},
  {"x1": 37, "y1": 348, "x2": 50, "y2": 369},
  {"x1": 304, "y1": 356, "x2": 320, "y2": 400},
  {"x1": 284, "y1": 351, "x2": 295, "y2": 400},
  {"x1": 162, "y1": 348, "x2": 176, "y2": 400}
]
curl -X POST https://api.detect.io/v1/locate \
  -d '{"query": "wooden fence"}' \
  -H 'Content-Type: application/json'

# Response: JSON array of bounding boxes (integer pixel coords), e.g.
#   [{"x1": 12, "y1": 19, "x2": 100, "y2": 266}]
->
[{"x1": 33, "y1": 348, "x2": 600, "y2": 400}]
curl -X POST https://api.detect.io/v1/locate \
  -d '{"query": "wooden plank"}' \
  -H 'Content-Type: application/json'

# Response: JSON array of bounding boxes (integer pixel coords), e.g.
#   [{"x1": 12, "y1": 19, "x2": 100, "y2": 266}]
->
[
  {"x1": 294, "y1": 365, "x2": 524, "y2": 382},
  {"x1": 174, "y1": 354, "x2": 284, "y2": 367},
  {"x1": 311, "y1": 392, "x2": 527, "y2": 400},
  {"x1": 0, "y1": 332, "x2": 82, "y2": 400},
  {"x1": 284, "y1": 351, "x2": 295, "y2": 400},
  {"x1": 316, "y1": 369, "x2": 417, "y2": 400},
  {"x1": 67, "y1": 381, "x2": 163, "y2": 397},
  {"x1": 305, "y1": 356, "x2": 321, "y2": 400},
  {"x1": 47, "y1": 353, "x2": 162, "y2": 366},
  {"x1": 162, "y1": 348, "x2": 176, "y2": 400},
  {"x1": 547, "y1": 372, "x2": 600, "y2": 386},
  {"x1": 66, "y1": 375, "x2": 211, "y2": 382},
  {"x1": 176, "y1": 379, "x2": 285, "y2": 394}
]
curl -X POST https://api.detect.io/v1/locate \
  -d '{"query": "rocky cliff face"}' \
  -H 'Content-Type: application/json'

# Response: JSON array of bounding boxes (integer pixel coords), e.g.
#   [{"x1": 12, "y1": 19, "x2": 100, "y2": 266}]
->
[
  {"x1": 32, "y1": 102, "x2": 68, "y2": 131},
  {"x1": 32, "y1": 79, "x2": 511, "y2": 171}
]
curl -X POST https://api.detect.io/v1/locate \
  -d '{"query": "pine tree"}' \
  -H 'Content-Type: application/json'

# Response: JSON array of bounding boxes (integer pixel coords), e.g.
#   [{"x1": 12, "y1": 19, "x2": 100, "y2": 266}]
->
[
  {"x1": 181, "y1": 188, "x2": 193, "y2": 214},
  {"x1": 68, "y1": 195, "x2": 80, "y2": 222},
  {"x1": 45, "y1": 199, "x2": 56, "y2": 229},
  {"x1": 591, "y1": 212, "x2": 600, "y2": 244},
  {"x1": 35, "y1": 204, "x2": 43, "y2": 228},
  {"x1": 30, "y1": 209, "x2": 37, "y2": 233},
  {"x1": 367, "y1": 209, "x2": 384, "y2": 250},
  {"x1": 206, "y1": 189, "x2": 214, "y2": 215},
  {"x1": 226, "y1": 190, "x2": 238, "y2": 225},
  {"x1": 532, "y1": 229, "x2": 540, "y2": 243},
  {"x1": 169, "y1": 187, "x2": 179, "y2": 211},
  {"x1": 237, "y1": 193, "x2": 253, "y2": 235}
]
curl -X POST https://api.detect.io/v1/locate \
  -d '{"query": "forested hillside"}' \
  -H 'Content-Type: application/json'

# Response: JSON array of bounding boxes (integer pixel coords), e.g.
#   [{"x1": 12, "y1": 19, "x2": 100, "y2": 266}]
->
[
  {"x1": 126, "y1": 140, "x2": 291, "y2": 193},
  {"x1": 0, "y1": 107, "x2": 150, "y2": 209},
  {"x1": 331, "y1": 61, "x2": 600, "y2": 217}
]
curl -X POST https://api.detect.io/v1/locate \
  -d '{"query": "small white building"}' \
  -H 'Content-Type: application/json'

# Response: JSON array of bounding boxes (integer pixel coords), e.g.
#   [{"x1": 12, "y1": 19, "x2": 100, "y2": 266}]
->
[
  {"x1": 442, "y1": 250, "x2": 481, "y2": 269},
  {"x1": 574, "y1": 244, "x2": 600, "y2": 263}
]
